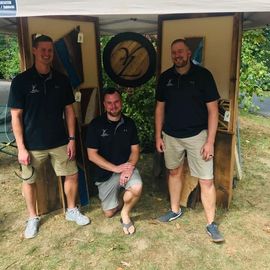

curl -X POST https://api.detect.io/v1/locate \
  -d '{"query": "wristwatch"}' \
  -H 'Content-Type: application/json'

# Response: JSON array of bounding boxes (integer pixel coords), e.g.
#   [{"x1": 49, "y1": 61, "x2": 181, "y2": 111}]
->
[{"x1": 68, "y1": 136, "x2": 75, "y2": 141}]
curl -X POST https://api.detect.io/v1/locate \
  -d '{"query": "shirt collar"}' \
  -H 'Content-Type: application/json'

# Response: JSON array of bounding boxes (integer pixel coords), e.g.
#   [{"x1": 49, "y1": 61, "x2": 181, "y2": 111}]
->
[
  {"x1": 102, "y1": 112, "x2": 125, "y2": 125},
  {"x1": 31, "y1": 64, "x2": 53, "y2": 81}
]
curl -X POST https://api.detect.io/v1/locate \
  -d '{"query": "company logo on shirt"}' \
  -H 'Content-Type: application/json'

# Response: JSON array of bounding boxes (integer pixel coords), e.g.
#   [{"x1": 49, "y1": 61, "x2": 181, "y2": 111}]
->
[
  {"x1": 101, "y1": 129, "x2": 109, "y2": 137},
  {"x1": 166, "y1": 79, "x2": 174, "y2": 87},
  {"x1": 29, "y1": 84, "x2": 40, "y2": 94}
]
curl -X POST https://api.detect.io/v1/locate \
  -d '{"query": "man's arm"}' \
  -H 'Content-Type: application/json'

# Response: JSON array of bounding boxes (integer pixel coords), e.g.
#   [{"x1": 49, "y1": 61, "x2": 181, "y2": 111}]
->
[
  {"x1": 201, "y1": 100, "x2": 219, "y2": 160},
  {"x1": 155, "y1": 101, "x2": 165, "y2": 152},
  {"x1": 11, "y1": 108, "x2": 30, "y2": 165},
  {"x1": 127, "y1": 144, "x2": 140, "y2": 166},
  {"x1": 87, "y1": 148, "x2": 133, "y2": 174},
  {"x1": 64, "y1": 104, "x2": 76, "y2": 160}
]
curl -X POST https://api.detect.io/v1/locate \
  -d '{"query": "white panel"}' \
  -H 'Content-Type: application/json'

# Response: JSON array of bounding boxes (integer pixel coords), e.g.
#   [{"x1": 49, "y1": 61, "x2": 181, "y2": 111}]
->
[{"x1": 12, "y1": 0, "x2": 270, "y2": 17}]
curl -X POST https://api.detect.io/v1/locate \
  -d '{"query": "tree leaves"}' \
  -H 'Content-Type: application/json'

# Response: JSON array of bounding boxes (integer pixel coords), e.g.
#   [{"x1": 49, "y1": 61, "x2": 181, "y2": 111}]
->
[
  {"x1": 240, "y1": 27, "x2": 270, "y2": 111},
  {"x1": 0, "y1": 33, "x2": 20, "y2": 80}
]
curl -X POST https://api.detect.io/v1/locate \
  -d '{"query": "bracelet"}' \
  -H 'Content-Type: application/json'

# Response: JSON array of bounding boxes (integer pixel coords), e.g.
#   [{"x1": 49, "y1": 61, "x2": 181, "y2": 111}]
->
[{"x1": 68, "y1": 136, "x2": 75, "y2": 141}]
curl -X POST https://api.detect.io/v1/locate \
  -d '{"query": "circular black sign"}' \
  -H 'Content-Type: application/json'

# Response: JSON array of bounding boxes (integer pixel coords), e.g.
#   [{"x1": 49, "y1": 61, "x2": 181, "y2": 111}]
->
[{"x1": 103, "y1": 32, "x2": 156, "y2": 87}]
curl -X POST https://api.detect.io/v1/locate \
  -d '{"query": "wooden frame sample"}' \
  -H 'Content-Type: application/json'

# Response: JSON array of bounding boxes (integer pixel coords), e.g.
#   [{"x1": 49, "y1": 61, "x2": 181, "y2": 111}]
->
[{"x1": 158, "y1": 13, "x2": 242, "y2": 208}]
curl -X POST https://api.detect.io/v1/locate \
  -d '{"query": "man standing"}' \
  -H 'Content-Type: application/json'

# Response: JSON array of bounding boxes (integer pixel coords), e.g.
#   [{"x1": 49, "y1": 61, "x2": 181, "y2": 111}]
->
[
  {"x1": 8, "y1": 35, "x2": 90, "y2": 239},
  {"x1": 155, "y1": 39, "x2": 224, "y2": 243},
  {"x1": 86, "y1": 88, "x2": 142, "y2": 235}
]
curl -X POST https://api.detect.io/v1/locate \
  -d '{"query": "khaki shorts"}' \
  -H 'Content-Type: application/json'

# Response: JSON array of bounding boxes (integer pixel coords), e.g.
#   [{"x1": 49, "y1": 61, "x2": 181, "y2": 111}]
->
[
  {"x1": 21, "y1": 145, "x2": 78, "y2": 184},
  {"x1": 96, "y1": 168, "x2": 143, "y2": 211},
  {"x1": 163, "y1": 130, "x2": 213, "y2": 180}
]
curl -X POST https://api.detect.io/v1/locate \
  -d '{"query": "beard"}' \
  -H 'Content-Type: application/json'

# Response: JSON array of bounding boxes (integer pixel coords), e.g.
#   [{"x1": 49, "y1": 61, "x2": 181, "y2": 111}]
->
[
  {"x1": 174, "y1": 58, "x2": 189, "y2": 68},
  {"x1": 107, "y1": 110, "x2": 121, "y2": 118}
]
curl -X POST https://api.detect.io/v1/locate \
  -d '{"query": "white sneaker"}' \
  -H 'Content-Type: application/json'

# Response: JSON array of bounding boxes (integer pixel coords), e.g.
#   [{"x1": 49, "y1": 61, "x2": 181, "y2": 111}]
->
[
  {"x1": 65, "y1": 207, "x2": 90, "y2": 226},
  {"x1": 24, "y1": 216, "x2": 40, "y2": 239}
]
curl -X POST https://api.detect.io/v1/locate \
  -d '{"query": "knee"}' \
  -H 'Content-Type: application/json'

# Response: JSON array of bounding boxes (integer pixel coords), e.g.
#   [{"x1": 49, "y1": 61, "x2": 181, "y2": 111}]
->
[
  {"x1": 128, "y1": 184, "x2": 143, "y2": 197},
  {"x1": 65, "y1": 173, "x2": 78, "y2": 183},
  {"x1": 103, "y1": 209, "x2": 116, "y2": 218},
  {"x1": 169, "y1": 167, "x2": 182, "y2": 177},
  {"x1": 199, "y1": 179, "x2": 214, "y2": 189}
]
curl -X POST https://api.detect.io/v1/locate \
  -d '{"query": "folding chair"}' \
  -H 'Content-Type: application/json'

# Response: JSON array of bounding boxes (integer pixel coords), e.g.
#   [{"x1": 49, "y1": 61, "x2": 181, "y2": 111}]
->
[{"x1": 0, "y1": 104, "x2": 17, "y2": 156}]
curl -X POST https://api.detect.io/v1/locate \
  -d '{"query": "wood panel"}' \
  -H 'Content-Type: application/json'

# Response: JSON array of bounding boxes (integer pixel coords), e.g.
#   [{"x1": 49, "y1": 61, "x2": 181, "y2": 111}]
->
[
  {"x1": 214, "y1": 132, "x2": 235, "y2": 208},
  {"x1": 218, "y1": 99, "x2": 232, "y2": 132},
  {"x1": 36, "y1": 160, "x2": 62, "y2": 215},
  {"x1": 179, "y1": 159, "x2": 199, "y2": 207}
]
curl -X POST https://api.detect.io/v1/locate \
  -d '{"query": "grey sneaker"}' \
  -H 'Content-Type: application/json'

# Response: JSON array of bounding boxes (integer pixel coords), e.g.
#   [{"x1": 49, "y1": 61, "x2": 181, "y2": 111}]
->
[
  {"x1": 206, "y1": 222, "x2": 225, "y2": 243},
  {"x1": 158, "y1": 210, "x2": 183, "y2": 222},
  {"x1": 65, "y1": 207, "x2": 90, "y2": 226},
  {"x1": 24, "y1": 216, "x2": 40, "y2": 239}
]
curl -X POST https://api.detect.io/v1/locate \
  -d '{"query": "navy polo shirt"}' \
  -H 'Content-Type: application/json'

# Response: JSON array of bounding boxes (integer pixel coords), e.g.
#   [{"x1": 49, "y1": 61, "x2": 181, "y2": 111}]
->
[
  {"x1": 8, "y1": 65, "x2": 75, "y2": 150},
  {"x1": 156, "y1": 63, "x2": 220, "y2": 138},
  {"x1": 86, "y1": 113, "x2": 139, "y2": 182}
]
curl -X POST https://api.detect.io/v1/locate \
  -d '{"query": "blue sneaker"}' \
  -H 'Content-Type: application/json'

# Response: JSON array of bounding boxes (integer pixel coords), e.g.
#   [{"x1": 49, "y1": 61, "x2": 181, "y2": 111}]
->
[
  {"x1": 206, "y1": 222, "x2": 225, "y2": 243},
  {"x1": 157, "y1": 210, "x2": 183, "y2": 222}
]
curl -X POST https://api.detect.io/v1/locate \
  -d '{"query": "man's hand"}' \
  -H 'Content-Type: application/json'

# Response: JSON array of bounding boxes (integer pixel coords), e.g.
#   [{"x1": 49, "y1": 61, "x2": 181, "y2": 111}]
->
[
  {"x1": 114, "y1": 162, "x2": 134, "y2": 174},
  {"x1": 67, "y1": 140, "x2": 76, "y2": 160},
  {"x1": 114, "y1": 162, "x2": 135, "y2": 186},
  {"x1": 156, "y1": 137, "x2": 165, "y2": 153},
  {"x1": 200, "y1": 141, "x2": 214, "y2": 161},
  {"x1": 119, "y1": 167, "x2": 134, "y2": 186},
  {"x1": 18, "y1": 148, "x2": 30, "y2": 165}
]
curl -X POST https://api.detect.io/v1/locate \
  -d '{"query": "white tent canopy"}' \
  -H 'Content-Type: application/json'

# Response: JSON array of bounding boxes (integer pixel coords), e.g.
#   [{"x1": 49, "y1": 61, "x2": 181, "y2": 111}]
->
[
  {"x1": 0, "y1": 0, "x2": 270, "y2": 34},
  {"x1": 10, "y1": 0, "x2": 270, "y2": 16}
]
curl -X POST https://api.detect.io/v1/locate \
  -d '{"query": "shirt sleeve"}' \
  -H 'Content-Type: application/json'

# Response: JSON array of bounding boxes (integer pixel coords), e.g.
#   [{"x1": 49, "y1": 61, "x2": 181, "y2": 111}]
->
[
  {"x1": 155, "y1": 75, "x2": 165, "y2": 102},
  {"x1": 7, "y1": 77, "x2": 25, "y2": 109},
  {"x1": 202, "y1": 70, "x2": 220, "y2": 103},
  {"x1": 63, "y1": 75, "x2": 75, "y2": 106},
  {"x1": 85, "y1": 120, "x2": 99, "y2": 149}
]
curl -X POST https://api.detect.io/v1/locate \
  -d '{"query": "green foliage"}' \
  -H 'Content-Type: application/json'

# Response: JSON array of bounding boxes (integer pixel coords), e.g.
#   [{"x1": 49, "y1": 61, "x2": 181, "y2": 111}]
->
[
  {"x1": 0, "y1": 33, "x2": 20, "y2": 80},
  {"x1": 100, "y1": 35, "x2": 156, "y2": 152},
  {"x1": 239, "y1": 27, "x2": 270, "y2": 111},
  {"x1": 121, "y1": 79, "x2": 155, "y2": 152}
]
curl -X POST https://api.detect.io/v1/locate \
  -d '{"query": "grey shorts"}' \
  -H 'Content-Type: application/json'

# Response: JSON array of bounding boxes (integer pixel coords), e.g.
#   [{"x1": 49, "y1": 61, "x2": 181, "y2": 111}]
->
[
  {"x1": 21, "y1": 145, "x2": 78, "y2": 184},
  {"x1": 163, "y1": 130, "x2": 213, "y2": 180},
  {"x1": 95, "y1": 168, "x2": 143, "y2": 211}
]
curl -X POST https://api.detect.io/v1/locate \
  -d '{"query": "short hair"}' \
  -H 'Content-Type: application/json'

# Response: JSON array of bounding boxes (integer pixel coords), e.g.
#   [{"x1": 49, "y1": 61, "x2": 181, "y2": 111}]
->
[
  {"x1": 171, "y1": 38, "x2": 190, "y2": 49},
  {"x1": 102, "y1": 87, "x2": 121, "y2": 101},
  {"x1": 32, "y1": 35, "x2": 53, "y2": 48}
]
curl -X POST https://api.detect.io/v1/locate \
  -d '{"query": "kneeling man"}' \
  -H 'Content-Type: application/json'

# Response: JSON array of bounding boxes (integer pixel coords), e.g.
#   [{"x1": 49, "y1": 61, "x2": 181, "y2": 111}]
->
[{"x1": 86, "y1": 88, "x2": 142, "y2": 235}]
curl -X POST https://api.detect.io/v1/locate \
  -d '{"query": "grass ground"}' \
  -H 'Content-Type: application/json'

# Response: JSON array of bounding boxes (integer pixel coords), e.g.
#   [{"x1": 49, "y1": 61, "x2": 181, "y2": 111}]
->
[{"x1": 0, "y1": 111, "x2": 270, "y2": 270}]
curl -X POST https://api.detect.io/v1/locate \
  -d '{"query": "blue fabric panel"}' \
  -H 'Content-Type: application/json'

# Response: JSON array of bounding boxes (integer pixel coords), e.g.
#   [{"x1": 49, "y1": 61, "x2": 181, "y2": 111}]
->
[
  {"x1": 78, "y1": 166, "x2": 90, "y2": 206},
  {"x1": 54, "y1": 39, "x2": 82, "y2": 89}
]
